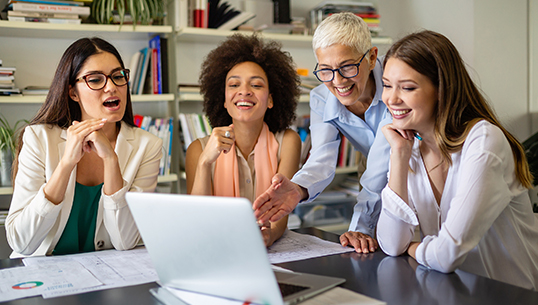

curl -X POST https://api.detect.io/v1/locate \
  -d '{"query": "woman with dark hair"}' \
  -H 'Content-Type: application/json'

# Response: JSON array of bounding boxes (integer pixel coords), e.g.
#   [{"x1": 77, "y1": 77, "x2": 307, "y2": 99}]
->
[
  {"x1": 378, "y1": 30, "x2": 538, "y2": 290},
  {"x1": 6, "y1": 37, "x2": 162, "y2": 257},
  {"x1": 185, "y1": 34, "x2": 302, "y2": 247}
]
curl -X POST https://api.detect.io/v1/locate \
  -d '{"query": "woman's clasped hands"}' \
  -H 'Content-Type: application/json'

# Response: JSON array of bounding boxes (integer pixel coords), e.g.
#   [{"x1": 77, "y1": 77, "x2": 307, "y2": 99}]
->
[{"x1": 63, "y1": 118, "x2": 114, "y2": 166}]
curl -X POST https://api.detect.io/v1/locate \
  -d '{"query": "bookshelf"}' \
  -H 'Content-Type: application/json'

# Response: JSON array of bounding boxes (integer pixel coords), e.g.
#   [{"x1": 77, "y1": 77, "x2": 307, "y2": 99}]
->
[
  {"x1": 176, "y1": 26, "x2": 393, "y2": 48},
  {"x1": 0, "y1": 93, "x2": 175, "y2": 104},
  {"x1": 0, "y1": 22, "x2": 179, "y2": 201},
  {"x1": 0, "y1": 20, "x2": 173, "y2": 39}
]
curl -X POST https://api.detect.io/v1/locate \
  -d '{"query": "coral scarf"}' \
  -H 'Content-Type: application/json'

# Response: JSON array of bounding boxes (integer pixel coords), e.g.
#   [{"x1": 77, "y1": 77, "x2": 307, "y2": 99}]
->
[{"x1": 213, "y1": 123, "x2": 278, "y2": 198}]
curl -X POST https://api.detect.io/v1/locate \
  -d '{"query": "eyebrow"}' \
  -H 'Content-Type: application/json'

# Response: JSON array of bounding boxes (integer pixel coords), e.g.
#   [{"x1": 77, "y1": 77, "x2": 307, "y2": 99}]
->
[
  {"x1": 227, "y1": 75, "x2": 267, "y2": 82},
  {"x1": 81, "y1": 67, "x2": 123, "y2": 75},
  {"x1": 319, "y1": 59, "x2": 356, "y2": 68},
  {"x1": 382, "y1": 77, "x2": 418, "y2": 84}
]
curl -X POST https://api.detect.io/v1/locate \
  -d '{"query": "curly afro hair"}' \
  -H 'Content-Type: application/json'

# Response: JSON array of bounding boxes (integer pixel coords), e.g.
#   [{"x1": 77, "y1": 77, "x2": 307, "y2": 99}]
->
[{"x1": 199, "y1": 34, "x2": 300, "y2": 133}]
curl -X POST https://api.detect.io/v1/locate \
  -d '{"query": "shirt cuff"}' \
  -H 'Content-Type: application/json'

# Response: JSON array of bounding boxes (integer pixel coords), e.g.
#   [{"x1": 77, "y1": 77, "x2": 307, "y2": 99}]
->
[
  {"x1": 381, "y1": 186, "x2": 419, "y2": 226},
  {"x1": 32, "y1": 184, "x2": 63, "y2": 219},
  {"x1": 101, "y1": 180, "x2": 130, "y2": 210}
]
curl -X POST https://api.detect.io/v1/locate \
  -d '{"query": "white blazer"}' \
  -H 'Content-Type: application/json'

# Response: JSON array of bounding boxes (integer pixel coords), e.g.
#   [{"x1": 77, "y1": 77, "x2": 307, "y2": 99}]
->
[{"x1": 6, "y1": 122, "x2": 162, "y2": 258}]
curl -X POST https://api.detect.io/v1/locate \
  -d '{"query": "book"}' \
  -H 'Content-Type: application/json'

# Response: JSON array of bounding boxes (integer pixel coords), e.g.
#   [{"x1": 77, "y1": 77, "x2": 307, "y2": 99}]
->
[
  {"x1": 208, "y1": 0, "x2": 240, "y2": 29},
  {"x1": 149, "y1": 35, "x2": 162, "y2": 94},
  {"x1": 0, "y1": 67, "x2": 16, "y2": 73},
  {"x1": 151, "y1": 47, "x2": 158, "y2": 94},
  {"x1": 136, "y1": 47, "x2": 150, "y2": 95},
  {"x1": 8, "y1": 0, "x2": 85, "y2": 6},
  {"x1": 0, "y1": 88, "x2": 21, "y2": 95},
  {"x1": 7, "y1": 2, "x2": 90, "y2": 16},
  {"x1": 133, "y1": 114, "x2": 144, "y2": 127},
  {"x1": 159, "y1": 37, "x2": 169, "y2": 94},
  {"x1": 8, "y1": 15, "x2": 81, "y2": 23},
  {"x1": 128, "y1": 51, "x2": 141, "y2": 93},
  {"x1": 8, "y1": 10, "x2": 80, "y2": 18},
  {"x1": 166, "y1": 117, "x2": 173, "y2": 175},
  {"x1": 22, "y1": 85, "x2": 49, "y2": 95},
  {"x1": 217, "y1": 11, "x2": 255, "y2": 31},
  {"x1": 174, "y1": 0, "x2": 188, "y2": 29},
  {"x1": 193, "y1": 0, "x2": 208, "y2": 28},
  {"x1": 178, "y1": 113, "x2": 193, "y2": 152}
]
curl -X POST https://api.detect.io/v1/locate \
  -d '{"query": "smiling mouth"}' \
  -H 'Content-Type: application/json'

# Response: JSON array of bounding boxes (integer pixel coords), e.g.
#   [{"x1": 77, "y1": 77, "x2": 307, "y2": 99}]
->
[
  {"x1": 392, "y1": 109, "x2": 411, "y2": 116},
  {"x1": 103, "y1": 99, "x2": 120, "y2": 108},
  {"x1": 235, "y1": 101, "x2": 255, "y2": 107},
  {"x1": 336, "y1": 85, "x2": 354, "y2": 93}
]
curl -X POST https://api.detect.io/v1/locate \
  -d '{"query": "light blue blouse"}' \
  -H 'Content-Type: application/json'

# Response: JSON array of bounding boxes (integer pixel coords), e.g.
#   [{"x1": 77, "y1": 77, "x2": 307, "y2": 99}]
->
[{"x1": 291, "y1": 57, "x2": 392, "y2": 237}]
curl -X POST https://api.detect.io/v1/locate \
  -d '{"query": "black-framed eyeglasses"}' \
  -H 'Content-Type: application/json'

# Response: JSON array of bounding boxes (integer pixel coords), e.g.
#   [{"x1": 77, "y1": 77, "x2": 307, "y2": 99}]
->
[
  {"x1": 313, "y1": 49, "x2": 371, "y2": 82},
  {"x1": 75, "y1": 69, "x2": 130, "y2": 90}
]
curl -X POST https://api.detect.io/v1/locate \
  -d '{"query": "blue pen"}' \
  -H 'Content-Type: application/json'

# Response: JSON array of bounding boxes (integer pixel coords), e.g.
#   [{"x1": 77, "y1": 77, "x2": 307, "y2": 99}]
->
[{"x1": 414, "y1": 132, "x2": 423, "y2": 141}]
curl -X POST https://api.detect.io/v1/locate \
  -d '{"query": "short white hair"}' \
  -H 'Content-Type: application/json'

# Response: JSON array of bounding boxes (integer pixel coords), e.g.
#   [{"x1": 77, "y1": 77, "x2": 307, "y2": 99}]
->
[{"x1": 312, "y1": 12, "x2": 372, "y2": 61}]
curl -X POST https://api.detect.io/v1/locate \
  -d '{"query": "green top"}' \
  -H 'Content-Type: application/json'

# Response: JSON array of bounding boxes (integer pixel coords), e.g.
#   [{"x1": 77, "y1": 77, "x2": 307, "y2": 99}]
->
[{"x1": 53, "y1": 182, "x2": 103, "y2": 255}]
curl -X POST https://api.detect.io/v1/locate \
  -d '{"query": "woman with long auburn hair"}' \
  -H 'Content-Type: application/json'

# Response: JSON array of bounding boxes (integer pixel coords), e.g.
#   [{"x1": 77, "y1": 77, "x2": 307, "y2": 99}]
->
[{"x1": 377, "y1": 30, "x2": 538, "y2": 290}]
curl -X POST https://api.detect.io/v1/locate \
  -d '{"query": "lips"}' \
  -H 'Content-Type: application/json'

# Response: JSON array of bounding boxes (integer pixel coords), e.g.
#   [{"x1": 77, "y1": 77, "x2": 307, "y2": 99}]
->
[
  {"x1": 392, "y1": 109, "x2": 411, "y2": 116},
  {"x1": 235, "y1": 100, "x2": 255, "y2": 108},
  {"x1": 103, "y1": 98, "x2": 120, "y2": 108},
  {"x1": 336, "y1": 84, "x2": 354, "y2": 93}
]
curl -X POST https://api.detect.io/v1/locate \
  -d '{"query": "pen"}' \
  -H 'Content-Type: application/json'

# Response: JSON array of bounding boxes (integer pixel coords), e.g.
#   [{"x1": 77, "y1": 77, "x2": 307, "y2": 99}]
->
[{"x1": 414, "y1": 132, "x2": 422, "y2": 141}]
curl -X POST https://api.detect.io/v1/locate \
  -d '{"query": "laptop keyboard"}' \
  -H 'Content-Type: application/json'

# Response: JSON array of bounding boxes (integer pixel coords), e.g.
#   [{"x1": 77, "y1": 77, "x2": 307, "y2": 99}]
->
[{"x1": 278, "y1": 283, "x2": 309, "y2": 297}]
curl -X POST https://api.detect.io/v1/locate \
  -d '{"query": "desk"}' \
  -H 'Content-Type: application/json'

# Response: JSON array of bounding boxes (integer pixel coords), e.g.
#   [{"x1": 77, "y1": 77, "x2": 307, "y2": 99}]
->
[{"x1": 2, "y1": 228, "x2": 538, "y2": 305}]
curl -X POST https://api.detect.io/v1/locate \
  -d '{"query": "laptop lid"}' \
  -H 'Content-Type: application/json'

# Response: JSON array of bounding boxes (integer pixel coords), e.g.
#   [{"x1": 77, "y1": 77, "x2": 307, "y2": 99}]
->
[{"x1": 126, "y1": 192, "x2": 344, "y2": 305}]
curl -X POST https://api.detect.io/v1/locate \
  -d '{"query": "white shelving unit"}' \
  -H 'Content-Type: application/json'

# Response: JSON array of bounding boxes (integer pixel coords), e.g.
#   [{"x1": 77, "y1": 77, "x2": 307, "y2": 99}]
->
[
  {"x1": 0, "y1": 21, "x2": 179, "y2": 197},
  {"x1": 0, "y1": 20, "x2": 173, "y2": 39}
]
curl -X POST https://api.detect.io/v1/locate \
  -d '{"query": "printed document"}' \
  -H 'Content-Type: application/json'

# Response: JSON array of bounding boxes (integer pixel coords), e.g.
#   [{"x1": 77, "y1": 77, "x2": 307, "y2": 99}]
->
[
  {"x1": 0, "y1": 260, "x2": 102, "y2": 302},
  {"x1": 267, "y1": 230, "x2": 355, "y2": 264},
  {"x1": 23, "y1": 247, "x2": 158, "y2": 298}
]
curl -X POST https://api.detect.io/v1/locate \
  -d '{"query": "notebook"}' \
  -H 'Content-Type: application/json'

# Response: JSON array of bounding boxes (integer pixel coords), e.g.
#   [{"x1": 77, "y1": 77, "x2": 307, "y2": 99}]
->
[{"x1": 126, "y1": 192, "x2": 345, "y2": 305}]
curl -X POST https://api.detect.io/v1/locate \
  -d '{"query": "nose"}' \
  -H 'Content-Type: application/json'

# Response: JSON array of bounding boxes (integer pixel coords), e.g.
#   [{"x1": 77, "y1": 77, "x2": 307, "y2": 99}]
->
[
  {"x1": 383, "y1": 87, "x2": 400, "y2": 106},
  {"x1": 103, "y1": 76, "x2": 117, "y2": 92},
  {"x1": 331, "y1": 70, "x2": 347, "y2": 86},
  {"x1": 238, "y1": 84, "x2": 252, "y2": 96}
]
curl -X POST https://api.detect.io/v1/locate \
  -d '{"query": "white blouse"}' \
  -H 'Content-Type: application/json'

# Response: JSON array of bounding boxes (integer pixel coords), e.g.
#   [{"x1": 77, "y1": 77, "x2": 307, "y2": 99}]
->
[{"x1": 377, "y1": 120, "x2": 538, "y2": 290}]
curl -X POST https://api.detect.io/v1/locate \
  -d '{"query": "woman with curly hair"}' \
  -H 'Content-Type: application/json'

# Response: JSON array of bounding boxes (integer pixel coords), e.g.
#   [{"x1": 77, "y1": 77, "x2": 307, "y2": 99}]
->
[{"x1": 185, "y1": 34, "x2": 302, "y2": 247}]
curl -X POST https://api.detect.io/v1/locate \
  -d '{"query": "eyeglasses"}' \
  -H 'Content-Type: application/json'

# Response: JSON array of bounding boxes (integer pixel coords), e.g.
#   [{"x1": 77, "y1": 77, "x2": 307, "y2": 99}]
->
[
  {"x1": 313, "y1": 49, "x2": 371, "y2": 82},
  {"x1": 75, "y1": 69, "x2": 130, "y2": 90}
]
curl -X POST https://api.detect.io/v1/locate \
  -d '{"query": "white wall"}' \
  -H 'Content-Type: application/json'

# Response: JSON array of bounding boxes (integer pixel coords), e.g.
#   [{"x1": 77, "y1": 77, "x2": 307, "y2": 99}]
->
[{"x1": 377, "y1": 0, "x2": 531, "y2": 141}]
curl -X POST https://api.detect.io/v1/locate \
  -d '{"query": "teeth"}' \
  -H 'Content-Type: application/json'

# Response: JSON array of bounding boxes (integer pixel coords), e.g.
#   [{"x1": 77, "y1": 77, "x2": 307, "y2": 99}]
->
[
  {"x1": 236, "y1": 101, "x2": 254, "y2": 107},
  {"x1": 392, "y1": 109, "x2": 410, "y2": 116},
  {"x1": 103, "y1": 99, "x2": 119, "y2": 106},
  {"x1": 336, "y1": 85, "x2": 353, "y2": 93}
]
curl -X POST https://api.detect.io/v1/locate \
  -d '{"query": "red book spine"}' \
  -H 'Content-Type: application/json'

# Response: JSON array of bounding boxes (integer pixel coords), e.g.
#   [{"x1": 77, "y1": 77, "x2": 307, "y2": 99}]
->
[{"x1": 152, "y1": 48, "x2": 158, "y2": 94}]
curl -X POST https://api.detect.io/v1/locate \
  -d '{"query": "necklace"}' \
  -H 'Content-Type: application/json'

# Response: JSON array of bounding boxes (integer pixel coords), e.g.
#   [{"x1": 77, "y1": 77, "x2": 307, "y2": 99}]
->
[{"x1": 427, "y1": 160, "x2": 444, "y2": 172}]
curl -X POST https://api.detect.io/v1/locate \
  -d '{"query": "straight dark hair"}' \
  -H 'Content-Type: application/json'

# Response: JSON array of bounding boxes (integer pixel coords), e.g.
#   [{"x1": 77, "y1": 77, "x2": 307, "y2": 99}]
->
[{"x1": 13, "y1": 37, "x2": 136, "y2": 180}]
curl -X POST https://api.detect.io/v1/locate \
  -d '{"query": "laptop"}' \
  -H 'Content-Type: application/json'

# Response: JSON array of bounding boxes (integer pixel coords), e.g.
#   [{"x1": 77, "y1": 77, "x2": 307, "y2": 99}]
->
[{"x1": 126, "y1": 192, "x2": 345, "y2": 305}]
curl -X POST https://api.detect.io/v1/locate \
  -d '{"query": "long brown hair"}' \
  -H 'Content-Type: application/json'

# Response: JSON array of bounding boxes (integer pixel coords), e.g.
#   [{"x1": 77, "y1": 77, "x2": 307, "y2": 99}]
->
[
  {"x1": 384, "y1": 30, "x2": 533, "y2": 188},
  {"x1": 13, "y1": 37, "x2": 136, "y2": 180}
]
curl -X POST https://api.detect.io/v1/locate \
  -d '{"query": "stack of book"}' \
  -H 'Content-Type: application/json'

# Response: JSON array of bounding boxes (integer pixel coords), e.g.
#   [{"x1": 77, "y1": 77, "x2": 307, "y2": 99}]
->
[
  {"x1": 175, "y1": 0, "x2": 254, "y2": 30},
  {"x1": 0, "y1": 60, "x2": 20, "y2": 96},
  {"x1": 309, "y1": 1, "x2": 381, "y2": 36},
  {"x1": 134, "y1": 115, "x2": 174, "y2": 176},
  {"x1": 3, "y1": 0, "x2": 91, "y2": 24},
  {"x1": 338, "y1": 134, "x2": 360, "y2": 169},
  {"x1": 178, "y1": 112, "x2": 212, "y2": 152},
  {"x1": 128, "y1": 35, "x2": 169, "y2": 95}
]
